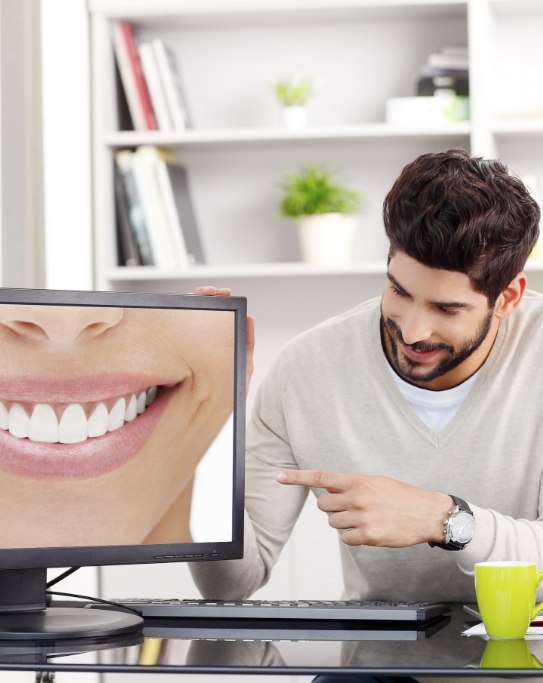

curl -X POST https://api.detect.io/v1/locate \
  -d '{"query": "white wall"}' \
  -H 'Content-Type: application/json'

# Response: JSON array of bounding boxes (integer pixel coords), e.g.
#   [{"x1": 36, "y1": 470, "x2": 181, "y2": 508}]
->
[{"x1": 41, "y1": 0, "x2": 93, "y2": 291}]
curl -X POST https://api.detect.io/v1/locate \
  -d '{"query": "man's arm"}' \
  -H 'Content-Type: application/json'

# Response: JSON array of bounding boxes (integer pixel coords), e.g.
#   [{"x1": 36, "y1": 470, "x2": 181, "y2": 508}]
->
[
  {"x1": 277, "y1": 468, "x2": 543, "y2": 577},
  {"x1": 190, "y1": 350, "x2": 308, "y2": 599}
]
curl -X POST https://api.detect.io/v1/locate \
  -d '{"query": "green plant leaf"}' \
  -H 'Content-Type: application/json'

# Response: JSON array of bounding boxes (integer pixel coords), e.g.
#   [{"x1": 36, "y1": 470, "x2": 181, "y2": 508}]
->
[
  {"x1": 278, "y1": 164, "x2": 363, "y2": 217},
  {"x1": 274, "y1": 75, "x2": 314, "y2": 106}
]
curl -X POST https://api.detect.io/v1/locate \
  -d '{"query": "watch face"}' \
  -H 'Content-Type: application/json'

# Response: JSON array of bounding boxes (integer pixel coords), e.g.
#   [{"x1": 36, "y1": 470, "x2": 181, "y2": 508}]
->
[{"x1": 450, "y1": 511, "x2": 475, "y2": 544}]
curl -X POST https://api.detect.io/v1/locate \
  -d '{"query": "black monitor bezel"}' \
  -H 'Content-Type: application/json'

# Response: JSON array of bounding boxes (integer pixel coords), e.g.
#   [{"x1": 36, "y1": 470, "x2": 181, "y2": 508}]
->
[{"x1": 0, "y1": 287, "x2": 246, "y2": 569}]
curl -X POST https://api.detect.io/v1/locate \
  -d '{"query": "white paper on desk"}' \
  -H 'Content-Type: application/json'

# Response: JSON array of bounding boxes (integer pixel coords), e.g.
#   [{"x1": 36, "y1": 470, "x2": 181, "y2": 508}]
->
[{"x1": 463, "y1": 622, "x2": 543, "y2": 639}]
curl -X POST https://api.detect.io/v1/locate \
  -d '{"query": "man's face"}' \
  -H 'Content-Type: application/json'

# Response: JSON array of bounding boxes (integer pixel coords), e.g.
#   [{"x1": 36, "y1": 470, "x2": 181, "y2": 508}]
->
[{"x1": 381, "y1": 252, "x2": 500, "y2": 390}]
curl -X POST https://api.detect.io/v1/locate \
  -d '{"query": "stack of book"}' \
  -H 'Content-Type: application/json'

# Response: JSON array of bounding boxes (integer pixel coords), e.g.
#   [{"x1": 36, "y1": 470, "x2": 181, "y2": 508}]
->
[
  {"x1": 114, "y1": 145, "x2": 205, "y2": 269},
  {"x1": 386, "y1": 45, "x2": 469, "y2": 125},
  {"x1": 416, "y1": 45, "x2": 469, "y2": 99},
  {"x1": 112, "y1": 21, "x2": 191, "y2": 132}
]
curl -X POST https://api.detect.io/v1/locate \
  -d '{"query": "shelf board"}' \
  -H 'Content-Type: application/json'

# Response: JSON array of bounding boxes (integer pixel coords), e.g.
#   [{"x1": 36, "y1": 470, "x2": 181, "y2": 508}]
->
[
  {"x1": 105, "y1": 123, "x2": 471, "y2": 148},
  {"x1": 90, "y1": 1, "x2": 467, "y2": 26},
  {"x1": 492, "y1": 119, "x2": 543, "y2": 138},
  {"x1": 490, "y1": 0, "x2": 543, "y2": 18},
  {"x1": 107, "y1": 258, "x2": 543, "y2": 282},
  {"x1": 107, "y1": 261, "x2": 388, "y2": 281}
]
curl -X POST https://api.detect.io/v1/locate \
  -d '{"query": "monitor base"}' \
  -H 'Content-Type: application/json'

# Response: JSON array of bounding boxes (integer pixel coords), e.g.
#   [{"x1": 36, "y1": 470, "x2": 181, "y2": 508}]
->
[{"x1": 0, "y1": 606, "x2": 143, "y2": 640}]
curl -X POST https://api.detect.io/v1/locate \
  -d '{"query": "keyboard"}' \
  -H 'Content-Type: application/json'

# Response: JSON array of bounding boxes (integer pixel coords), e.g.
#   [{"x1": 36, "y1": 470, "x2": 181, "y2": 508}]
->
[
  {"x1": 112, "y1": 598, "x2": 449, "y2": 623},
  {"x1": 143, "y1": 616, "x2": 450, "y2": 642}
]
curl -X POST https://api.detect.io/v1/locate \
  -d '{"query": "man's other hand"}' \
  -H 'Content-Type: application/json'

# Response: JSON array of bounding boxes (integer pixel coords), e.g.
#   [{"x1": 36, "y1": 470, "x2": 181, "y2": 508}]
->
[
  {"x1": 192, "y1": 286, "x2": 233, "y2": 297},
  {"x1": 192, "y1": 286, "x2": 254, "y2": 392}
]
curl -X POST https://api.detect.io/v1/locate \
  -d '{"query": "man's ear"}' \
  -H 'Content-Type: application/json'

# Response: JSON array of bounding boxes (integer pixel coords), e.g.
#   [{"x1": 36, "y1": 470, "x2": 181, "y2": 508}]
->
[{"x1": 494, "y1": 273, "x2": 527, "y2": 320}]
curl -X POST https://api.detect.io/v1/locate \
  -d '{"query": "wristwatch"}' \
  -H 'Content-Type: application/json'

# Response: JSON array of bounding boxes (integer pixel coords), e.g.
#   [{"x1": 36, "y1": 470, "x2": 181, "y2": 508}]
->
[{"x1": 429, "y1": 495, "x2": 475, "y2": 551}]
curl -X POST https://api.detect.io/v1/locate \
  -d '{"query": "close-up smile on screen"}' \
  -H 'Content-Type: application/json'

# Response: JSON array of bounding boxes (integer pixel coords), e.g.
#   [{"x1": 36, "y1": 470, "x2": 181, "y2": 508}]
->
[{"x1": 0, "y1": 288, "x2": 245, "y2": 558}]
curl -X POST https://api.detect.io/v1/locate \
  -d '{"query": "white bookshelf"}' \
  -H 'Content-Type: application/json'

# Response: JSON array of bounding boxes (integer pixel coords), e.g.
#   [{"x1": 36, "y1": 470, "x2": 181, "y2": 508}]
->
[
  {"x1": 89, "y1": 0, "x2": 478, "y2": 290},
  {"x1": 89, "y1": 0, "x2": 543, "y2": 292}
]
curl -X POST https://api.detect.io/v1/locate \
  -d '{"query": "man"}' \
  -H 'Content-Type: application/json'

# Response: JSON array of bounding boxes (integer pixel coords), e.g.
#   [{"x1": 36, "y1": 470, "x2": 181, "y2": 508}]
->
[{"x1": 191, "y1": 148, "x2": 542, "y2": 628}]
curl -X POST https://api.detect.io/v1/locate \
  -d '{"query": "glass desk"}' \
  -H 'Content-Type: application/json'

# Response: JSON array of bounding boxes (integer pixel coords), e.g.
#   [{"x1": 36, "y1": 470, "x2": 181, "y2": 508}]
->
[{"x1": 0, "y1": 604, "x2": 542, "y2": 677}]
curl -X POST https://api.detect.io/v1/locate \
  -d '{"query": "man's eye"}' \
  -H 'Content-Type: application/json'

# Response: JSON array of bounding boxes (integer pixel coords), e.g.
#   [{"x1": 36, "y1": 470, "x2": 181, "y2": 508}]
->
[{"x1": 438, "y1": 306, "x2": 458, "y2": 316}]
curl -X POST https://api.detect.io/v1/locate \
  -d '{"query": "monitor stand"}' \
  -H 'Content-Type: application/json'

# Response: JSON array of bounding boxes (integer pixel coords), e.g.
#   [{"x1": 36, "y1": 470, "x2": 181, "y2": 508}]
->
[{"x1": 0, "y1": 568, "x2": 143, "y2": 641}]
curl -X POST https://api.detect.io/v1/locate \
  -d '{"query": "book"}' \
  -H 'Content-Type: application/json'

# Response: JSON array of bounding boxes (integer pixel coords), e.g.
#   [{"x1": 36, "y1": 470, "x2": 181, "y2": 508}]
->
[
  {"x1": 114, "y1": 150, "x2": 155, "y2": 266},
  {"x1": 440, "y1": 44, "x2": 469, "y2": 58},
  {"x1": 138, "y1": 41, "x2": 173, "y2": 131},
  {"x1": 111, "y1": 21, "x2": 156, "y2": 131},
  {"x1": 131, "y1": 146, "x2": 177, "y2": 269},
  {"x1": 113, "y1": 165, "x2": 142, "y2": 266},
  {"x1": 131, "y1": 146, "x2": 186, "y2": 270},
  {"x1": 417, "y1": 67, "x2": 469, "y2": 97},
  {"x1": 153, "y1": 158, "x2": 191, "y2": 270},
  {"x1": 426, "y1": 52, "x2": 469, "y2": 71},
  {"x1": 163, "y1": 163, "x2": 205, "y2": 264},
  {"x1": 151, "y1": 38, "x2": 191, "y2": 130},
  {"x1": 113, "y1": 59, "x2": 134, "y2": 131}
]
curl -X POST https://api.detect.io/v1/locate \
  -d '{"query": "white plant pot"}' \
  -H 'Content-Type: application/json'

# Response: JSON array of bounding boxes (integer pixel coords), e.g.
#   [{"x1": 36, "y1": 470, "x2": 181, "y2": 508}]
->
[
  {"x1": 282, "y1": 106, "x2": 307, "y2": 130},
  {"x1": 296, "y1": 213, "x2": 357, "y2": 265}
]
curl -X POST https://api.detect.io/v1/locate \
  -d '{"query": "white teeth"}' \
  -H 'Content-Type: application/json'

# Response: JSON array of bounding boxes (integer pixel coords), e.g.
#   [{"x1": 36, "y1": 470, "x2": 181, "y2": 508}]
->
[
  {"x1": 29, "y1": 404, "x2": 58, "y2": 443},
  {"x1": 88, "y1": 403, "x2": 108, "y2": 438},
  {"x1": 59, "y1": 404, "x2": 88, "y2": 444},
  {"x1": 9, "y1": 404, "x2": 30, "y2": 438},
  {"x1": 0, "y1": 385, "x2": 162, "y2": 445},
  {"x1": 125, "y1": 394, "x2": 137, "y2": 422},
  {"x1": 108, "y1": 398, "x2": 126, "y2": 432},
  {"x1": 136, "y1": 392, "x2": 146, "y2": 414},
  {"x1": 146, "y1": 386, "x2": 157, "y2": 405}
]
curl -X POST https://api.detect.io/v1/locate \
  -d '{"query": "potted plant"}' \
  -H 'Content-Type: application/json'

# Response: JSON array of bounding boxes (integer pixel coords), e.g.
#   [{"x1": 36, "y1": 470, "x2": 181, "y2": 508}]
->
[
  {"x1": 278, "y1": 164, "x2": 363, "y2": 265},
  {"x1": 273, "y1": 73, "x2": 314, "y2": 129}
]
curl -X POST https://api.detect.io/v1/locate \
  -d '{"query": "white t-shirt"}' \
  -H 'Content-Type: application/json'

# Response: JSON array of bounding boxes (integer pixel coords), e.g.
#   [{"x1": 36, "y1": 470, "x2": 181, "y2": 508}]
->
[{"x1": 387, "y1": 362, "x2": 479, "y2": 432}]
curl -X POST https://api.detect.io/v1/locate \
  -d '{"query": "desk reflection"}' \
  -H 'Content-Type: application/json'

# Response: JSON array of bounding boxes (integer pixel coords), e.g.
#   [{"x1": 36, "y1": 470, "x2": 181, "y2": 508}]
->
[
  {"x1": 98, "y1": 613, "x2": 459, "y2": 669},
  {"x1": 4, "y1": 606, "x2": 543, "y2": 674},
  {"x1": 480, "y1": 639, "x2": 543, "y2": 670}
]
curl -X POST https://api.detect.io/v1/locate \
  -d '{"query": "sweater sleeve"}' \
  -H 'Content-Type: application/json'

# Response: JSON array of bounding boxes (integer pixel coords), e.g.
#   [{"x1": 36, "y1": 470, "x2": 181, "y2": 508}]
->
[
  {"x1": 190, "y1": 353, "x2": 308, "y2": 599},
  {"x1": 454, "y1": 504, "x2": 543, "y2": 575}
]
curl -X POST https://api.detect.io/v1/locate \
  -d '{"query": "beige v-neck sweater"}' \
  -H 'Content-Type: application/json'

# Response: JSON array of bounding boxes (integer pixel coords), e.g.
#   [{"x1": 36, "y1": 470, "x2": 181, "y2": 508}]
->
[{"x1": 192, "y1": 290, "x2": 543, "y2": 603}]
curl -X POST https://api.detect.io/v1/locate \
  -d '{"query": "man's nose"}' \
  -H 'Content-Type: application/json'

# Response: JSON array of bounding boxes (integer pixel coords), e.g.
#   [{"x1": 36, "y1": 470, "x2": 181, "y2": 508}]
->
[{"x1": 400, "y1": 310, "x2": 433, "y2": 346}]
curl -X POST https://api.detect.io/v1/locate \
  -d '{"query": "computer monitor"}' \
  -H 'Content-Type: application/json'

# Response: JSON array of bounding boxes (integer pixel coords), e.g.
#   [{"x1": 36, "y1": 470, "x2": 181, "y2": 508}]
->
[{"x1": 0, "y1": 287, "x2": 246, "y2": 641}]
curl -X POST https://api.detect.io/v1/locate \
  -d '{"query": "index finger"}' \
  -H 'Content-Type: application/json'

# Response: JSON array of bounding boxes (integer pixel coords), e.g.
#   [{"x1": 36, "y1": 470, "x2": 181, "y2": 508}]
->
[{"x1": 277, "y1": 469, "x2": 348, "y2": 492}]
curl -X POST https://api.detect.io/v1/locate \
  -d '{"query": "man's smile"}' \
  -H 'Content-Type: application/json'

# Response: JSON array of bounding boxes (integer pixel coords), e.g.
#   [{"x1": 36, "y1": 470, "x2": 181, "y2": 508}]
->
[{"x1": 401, "y1": 342, "x2": 445, "y2": 364}]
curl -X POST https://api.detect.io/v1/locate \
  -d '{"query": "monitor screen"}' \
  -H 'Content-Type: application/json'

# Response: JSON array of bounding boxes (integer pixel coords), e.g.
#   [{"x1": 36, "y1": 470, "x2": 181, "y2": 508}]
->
[{"x1": 0, "y1": 287, "x2": 246, "y2": 640}]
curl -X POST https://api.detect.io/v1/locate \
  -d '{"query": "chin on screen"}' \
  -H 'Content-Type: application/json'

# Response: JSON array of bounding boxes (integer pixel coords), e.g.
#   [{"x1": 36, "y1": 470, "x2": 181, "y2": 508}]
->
[{"x1": 0, "y1": 288, "x2": 246, "y2": 642}]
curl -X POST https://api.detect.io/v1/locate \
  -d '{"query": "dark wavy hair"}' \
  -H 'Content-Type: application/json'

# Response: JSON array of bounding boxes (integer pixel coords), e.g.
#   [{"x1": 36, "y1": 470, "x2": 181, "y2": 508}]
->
[{"x1": 383, "y1": 149, "x2": 540, "y2": 305}]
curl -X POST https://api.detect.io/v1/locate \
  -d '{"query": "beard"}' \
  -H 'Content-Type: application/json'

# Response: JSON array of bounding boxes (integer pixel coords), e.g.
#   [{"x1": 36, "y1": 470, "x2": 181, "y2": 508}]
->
[{"x1": 381, "y1": 309, "x2": 494, "y2": 384}]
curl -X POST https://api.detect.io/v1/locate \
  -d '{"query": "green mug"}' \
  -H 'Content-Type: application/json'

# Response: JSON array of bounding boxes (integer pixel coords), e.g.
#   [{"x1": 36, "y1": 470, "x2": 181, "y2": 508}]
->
[
  {"x1": 475, "y1": 561, "x2": 543, "y2": 639},
  {"x1": 480, "y1": 639, "x2": 543, "y2": 669}
]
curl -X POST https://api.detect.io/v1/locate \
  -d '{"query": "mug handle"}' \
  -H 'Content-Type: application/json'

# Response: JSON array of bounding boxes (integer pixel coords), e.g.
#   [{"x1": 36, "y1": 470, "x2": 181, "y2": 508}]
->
[{"x1": 531, "y1": 571, "x2": 543, "y2": 621}]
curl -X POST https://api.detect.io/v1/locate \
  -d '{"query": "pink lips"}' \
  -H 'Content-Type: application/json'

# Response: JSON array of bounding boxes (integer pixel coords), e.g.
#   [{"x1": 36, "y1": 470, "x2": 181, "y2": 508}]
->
[{"x1": 0, "y1": 376, "x2": 177, "y2": 480}]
